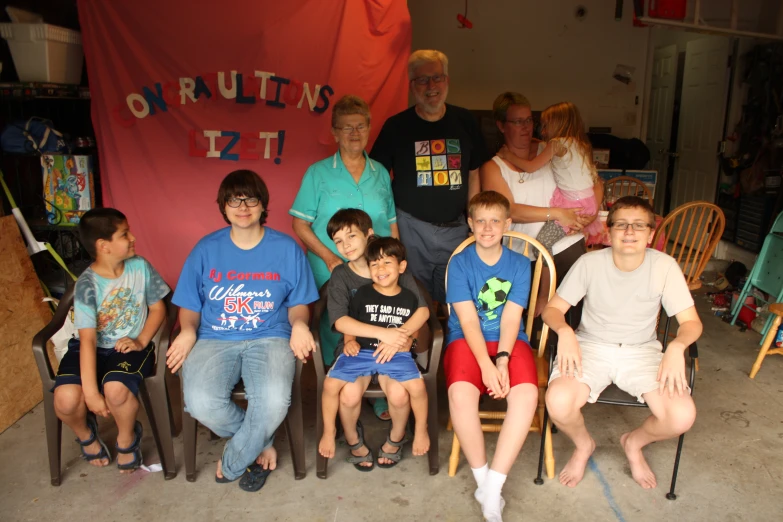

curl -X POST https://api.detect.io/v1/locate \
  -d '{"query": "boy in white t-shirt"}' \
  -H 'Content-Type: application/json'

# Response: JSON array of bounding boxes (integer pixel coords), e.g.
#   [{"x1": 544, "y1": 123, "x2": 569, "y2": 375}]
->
[{"x1": 542, "y1": 196, "x2": 703, "y2": 490}]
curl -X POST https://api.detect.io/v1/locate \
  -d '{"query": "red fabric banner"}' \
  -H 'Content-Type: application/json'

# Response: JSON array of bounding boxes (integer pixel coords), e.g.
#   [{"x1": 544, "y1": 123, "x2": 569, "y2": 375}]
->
[{"x1": 77, "y1": 0, "x2": 411, "y2": 283}]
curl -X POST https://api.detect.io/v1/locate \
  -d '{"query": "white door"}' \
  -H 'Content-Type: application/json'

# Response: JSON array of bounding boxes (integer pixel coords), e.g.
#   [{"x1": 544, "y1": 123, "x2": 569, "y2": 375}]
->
[
  {"x1": 645, "y1": 44, "x2": 678, "y2": 214},
  {"x1": 670, "y1": 36, "x2": 730, "y2": 210}
]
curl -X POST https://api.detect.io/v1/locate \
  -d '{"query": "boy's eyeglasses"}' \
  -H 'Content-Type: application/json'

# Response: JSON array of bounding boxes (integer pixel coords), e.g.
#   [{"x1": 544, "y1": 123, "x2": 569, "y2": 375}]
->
[
  {"x1": 506, "y1": 118, "x2": 534, "y2": 127},
  {"x1": 610, "y1": 222, "x2": 652, "y2": 231},
  {"x1": 411, "y1": 74, "x2": 447, "y2": 86},
  {"x1": 227, "y1": 197, "x2": 260, "y2": 208},
  {"x1": 335, "y1": 124, "x2": 368, "y2": 135}
]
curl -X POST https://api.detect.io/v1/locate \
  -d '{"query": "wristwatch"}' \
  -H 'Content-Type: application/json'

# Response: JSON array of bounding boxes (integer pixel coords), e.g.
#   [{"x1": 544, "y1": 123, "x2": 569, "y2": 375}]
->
[
  {"x1": 410, "y1": 338, "x2": 418, "y2": 351},
  {"x1": 495, "y1": 351, "x2": 510, "y2": 359}
]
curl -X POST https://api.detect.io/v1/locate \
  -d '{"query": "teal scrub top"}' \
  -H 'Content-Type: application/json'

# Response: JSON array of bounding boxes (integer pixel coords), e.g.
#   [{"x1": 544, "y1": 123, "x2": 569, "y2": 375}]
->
[{"x1": 289, "y1": 151, "x2": 396, "y2": 288}]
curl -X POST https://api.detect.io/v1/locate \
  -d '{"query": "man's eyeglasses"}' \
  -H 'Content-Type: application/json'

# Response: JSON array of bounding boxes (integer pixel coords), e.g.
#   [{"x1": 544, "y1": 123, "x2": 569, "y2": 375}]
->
[
  {"x1": 411, "y1": 74, "x2": 447, "y2": 86},
  {"x1": 506, "y1": 117, "x2": 534, "y2": 127},
  {"x1": 335, "y1": 124, "x2": 368, "y2": 135},
  {"x1": 227, "y1": 197, "x2": 261, "y2": 208},
  {"x1": 610, "y1": 222, "x2": 652, "y2": 231}
]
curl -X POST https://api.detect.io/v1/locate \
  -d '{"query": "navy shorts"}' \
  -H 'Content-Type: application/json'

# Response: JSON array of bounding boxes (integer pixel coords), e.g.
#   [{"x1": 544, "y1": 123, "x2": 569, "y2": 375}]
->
[
  {"x1": 328, "y1": 350, "x2": 422, "y2": 383},
  {"x1": 54, "y1": 337, "x2": 155, "y2": 396}
]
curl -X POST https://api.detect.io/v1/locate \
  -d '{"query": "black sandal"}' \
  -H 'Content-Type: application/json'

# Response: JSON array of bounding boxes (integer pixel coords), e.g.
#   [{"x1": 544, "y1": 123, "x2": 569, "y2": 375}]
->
[
  {"x1": 238, "y1": 462, "x2": 273, "y2": 492},
  {"x1": 76, "y1": 413, "x2": 112, "y2": 465},
  {"x1": 116, "y1": 421, "x2": 143, "y2": 471},
  {"x1": 376, "y1": 433, "x2": 408, "y2": 469},
  {"x1": 346, "y1": 420, "x2": 374, "y2": 472}
]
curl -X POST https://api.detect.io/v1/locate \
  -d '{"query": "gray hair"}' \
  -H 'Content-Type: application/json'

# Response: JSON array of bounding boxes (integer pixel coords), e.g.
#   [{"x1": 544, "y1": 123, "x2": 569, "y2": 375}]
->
[
  {"x1": 407, "y1": 49, "x2": 449, "y2": 80},
  {"x1": 331, "y1": 95, "x2": 371, "y2": 128}
]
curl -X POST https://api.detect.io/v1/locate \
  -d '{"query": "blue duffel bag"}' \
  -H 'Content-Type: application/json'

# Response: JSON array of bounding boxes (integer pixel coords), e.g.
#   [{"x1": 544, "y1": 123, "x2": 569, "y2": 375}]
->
[{"x1": 1, "y1": 117, "x2": 69, "y2": 154}]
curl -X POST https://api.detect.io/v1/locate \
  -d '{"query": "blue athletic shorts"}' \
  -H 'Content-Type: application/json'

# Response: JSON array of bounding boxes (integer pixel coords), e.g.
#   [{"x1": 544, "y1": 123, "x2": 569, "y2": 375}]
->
[
  {"x1": 327, "y1": 350, "x2": 421, "y2": 383},
  {"x1": 53, "y1": 337, "x2": 155, "y2": 395}
]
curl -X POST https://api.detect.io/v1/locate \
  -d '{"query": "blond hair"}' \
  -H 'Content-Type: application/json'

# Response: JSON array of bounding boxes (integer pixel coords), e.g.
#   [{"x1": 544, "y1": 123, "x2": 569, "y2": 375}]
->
[
  {"x1": 492, "y1": 92, "x2": 531, "y2": 123},
  {"x1": 408, "y1": 50, "x2": 449, "y2": 80},
  {"x1": 541, "y1": 102, "x2": 598, "y2": 183},
  {"x1": 468, "y1": 191, "x2": 511, "y2": 218}
]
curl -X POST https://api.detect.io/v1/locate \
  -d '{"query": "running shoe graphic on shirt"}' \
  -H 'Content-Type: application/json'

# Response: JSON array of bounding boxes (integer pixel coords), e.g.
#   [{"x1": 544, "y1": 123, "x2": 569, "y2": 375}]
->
[{"x1": 415, "y1": 139, "x2": 462, "y2": 188}]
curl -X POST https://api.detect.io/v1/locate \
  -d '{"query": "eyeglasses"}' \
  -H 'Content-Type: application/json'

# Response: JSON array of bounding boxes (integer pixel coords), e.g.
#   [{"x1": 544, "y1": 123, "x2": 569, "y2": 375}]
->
[
  {"x1": 506, "y1": 117, "x2": 534, "y2": 127},
  {"x1": 227, "y1": 197, "x2": 260, "y2": 208},
  {"x1": 335, "y1": 124, "x2": 368, "y2": 135},
  {"x1": 610, "y1": 222, "x2": 652, "y2": 231},
  {"x1": 411, "y1": 74, "x2": 447, "y2": 86}
]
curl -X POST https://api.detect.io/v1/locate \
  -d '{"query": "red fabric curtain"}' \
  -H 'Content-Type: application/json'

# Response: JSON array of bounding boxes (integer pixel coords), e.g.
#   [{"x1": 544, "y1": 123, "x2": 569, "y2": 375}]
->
[{"x1": 77, "y1": 0, "x2": 411, "y2": 283}]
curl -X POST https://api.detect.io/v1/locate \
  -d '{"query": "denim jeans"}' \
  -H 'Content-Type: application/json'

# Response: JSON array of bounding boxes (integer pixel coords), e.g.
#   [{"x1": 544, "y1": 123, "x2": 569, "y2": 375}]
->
[{"x1": 182, "y1": 337, "x2": 295, "y2": 480}]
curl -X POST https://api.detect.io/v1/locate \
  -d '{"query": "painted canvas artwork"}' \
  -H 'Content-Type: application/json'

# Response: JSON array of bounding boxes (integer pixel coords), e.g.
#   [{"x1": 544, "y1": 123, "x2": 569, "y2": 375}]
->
[{"x1": 42, "y1": 154, "x2": 95, "y2": 225}]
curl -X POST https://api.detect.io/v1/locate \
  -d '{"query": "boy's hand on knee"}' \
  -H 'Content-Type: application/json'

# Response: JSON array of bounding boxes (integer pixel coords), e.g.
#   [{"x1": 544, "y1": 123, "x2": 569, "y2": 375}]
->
[
  {"x1": 115, "y1": 337, "x2": 143, "y2": 353},
  {"x1": 166, "y1": 332, "x2": 197, "y2": 374},
  {"x1": 556, "y1": 329, "x2": 582, "y2": 378},
  {"x1": 85, "y1": 391, "x2": 111, "y2": 418},
  {"x1": 343, "y1": 340, "x2": 360, "y2": 356},
  {"x1": 657, "y1": 349, "x2": 687, "y2": 398},
  {"x1": 290, "y1": 321, "x2": 317, "y2": 362},
  {"x1": 373, "y1": 341, "x2": 398, "y2": 364}
]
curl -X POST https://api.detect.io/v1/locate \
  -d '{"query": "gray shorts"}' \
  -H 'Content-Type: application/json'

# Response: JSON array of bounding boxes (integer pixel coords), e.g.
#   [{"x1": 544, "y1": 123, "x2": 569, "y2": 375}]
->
[{"x1": 549, "y1": 339, "x2": 664, "y2": 404}]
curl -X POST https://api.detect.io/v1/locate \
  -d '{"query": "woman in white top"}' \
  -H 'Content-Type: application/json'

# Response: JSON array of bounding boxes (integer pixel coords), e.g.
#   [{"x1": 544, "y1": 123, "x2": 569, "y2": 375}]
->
[{"x1": 480, "y1": 92, "x2": 602, "y2": 318}]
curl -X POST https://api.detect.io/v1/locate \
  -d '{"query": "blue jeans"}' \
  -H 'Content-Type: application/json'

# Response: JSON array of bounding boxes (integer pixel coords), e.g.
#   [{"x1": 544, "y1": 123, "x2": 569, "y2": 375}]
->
[{"x1": 182, "y1": 337, "x2": 295, "y2": 480}]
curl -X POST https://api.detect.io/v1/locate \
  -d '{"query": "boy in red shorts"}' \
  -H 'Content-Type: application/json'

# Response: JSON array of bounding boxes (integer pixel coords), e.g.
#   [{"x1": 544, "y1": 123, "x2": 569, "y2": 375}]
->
[{"x1": 445, "y1": 191, "x2": 538, "y2": 522}]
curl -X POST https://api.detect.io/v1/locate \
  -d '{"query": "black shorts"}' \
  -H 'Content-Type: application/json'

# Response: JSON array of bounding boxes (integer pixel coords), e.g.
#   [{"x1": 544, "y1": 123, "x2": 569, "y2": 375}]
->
[{"x1": 54, "y1": 337, "x2": 155, "y2": 396}]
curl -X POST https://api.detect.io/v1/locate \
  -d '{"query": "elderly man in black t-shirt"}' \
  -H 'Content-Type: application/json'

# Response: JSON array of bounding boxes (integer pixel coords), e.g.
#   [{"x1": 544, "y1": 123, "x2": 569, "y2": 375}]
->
[{"x1": 370, "y1": 49, "x2": 489, "y2": 304}]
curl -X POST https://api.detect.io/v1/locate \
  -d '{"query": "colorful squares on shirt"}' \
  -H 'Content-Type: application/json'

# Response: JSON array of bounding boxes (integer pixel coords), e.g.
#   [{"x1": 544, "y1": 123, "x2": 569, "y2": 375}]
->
[
  {"x1": 431, "y1": 139, "x2": 446, "y2": 154},
  {"x1": 416, "y1": 156, "x2": 432, "y2": 171},
  {"x1": 433, "y1": 171, "x2": 449, "y2": 186},
  {"x1": 415, "y1": 141, "x2": 431, "y2": 156},
  {"x1": 417, "y1": 171, "x2": 433, "y2": 187},
  {"x1": 449, "y1": 170, "x2": 462, "y2": 186},
  {"x1": 446, "y1": 139, "x2": 461, "y2": 153},
  {"x1": 431, "y1": 154, "x2": 447, "y2": 171},
  {"x1": 448, "y1": 154, "x2": 461, "y2": 169}
]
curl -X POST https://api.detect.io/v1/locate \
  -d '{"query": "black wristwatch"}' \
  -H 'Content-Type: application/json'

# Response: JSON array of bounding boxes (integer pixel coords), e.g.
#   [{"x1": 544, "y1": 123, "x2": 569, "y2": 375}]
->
[
  {"x1": 495, "y1": 351, "x2": 510, "y2": 360},
  {"x1": 410, "y1": 338, "x2": 418, "y2": 351}
]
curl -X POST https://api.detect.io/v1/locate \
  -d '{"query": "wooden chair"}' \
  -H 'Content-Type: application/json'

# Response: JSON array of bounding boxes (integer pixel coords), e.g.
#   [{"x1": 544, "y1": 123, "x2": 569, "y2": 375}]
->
[
  {"x1": 749, "y1": 302, "x2": 783, "y2": 379},
  {"x1": 605, "y1": 176, "x2": 654, "y2": 207},
  {"x1": 31, "y1": 287, "x2": 178, "y2": 485},
  {"x1": 445, "y1": 231, "x2": 556, "y2": 480},
  {"x1": 653, "y1": 201, "x2": 726, "y2": 291},
  {"x1": 535, "y1": 315, "x2": 698, "y2": 500},
  {"x1": 312, "y1": 280, "x2": 444, "y2": 478}
]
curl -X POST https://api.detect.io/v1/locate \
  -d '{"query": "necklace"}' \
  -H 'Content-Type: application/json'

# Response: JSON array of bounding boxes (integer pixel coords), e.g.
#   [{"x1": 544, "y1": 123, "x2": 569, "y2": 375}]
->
[{"x1": 517, "y1": 170, "x2": 528, "y2": 184}]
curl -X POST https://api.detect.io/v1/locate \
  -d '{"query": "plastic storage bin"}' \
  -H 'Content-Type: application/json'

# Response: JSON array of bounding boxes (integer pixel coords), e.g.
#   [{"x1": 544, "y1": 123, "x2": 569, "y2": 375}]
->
[{"x1": 0, "y1": 23, "x2": 83, "y2": 84}]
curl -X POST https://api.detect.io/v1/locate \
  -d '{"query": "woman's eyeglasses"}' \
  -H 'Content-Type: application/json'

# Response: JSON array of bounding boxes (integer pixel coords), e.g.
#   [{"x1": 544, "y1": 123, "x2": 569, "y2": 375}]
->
[
  {"x1": 227, "y1": 197, "x2": 260, "y2": 208},
  {"x1": 335, "y1": 124, "x2": 368, "y2": 135},
  {"x1": 506, "y1": 117, "x2": 534, "y2": 127}
]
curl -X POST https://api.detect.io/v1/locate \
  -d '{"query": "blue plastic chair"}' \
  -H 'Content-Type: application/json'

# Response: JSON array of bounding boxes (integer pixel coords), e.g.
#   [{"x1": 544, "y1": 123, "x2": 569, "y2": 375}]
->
[{"x1": 731, "y1": 211, "x2": 783, "y2": 344}]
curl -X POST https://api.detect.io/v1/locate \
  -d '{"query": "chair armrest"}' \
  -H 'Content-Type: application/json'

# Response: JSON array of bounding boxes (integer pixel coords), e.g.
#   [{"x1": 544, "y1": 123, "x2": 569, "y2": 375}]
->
[
  {"x1": 688, "y1": 342, "x2": 698, "y2": 360},
  {"x1": 151, "y1": 295, "x2": 177, "y2": 379},
  {"x1": 311, "y1": 284, "x2": 328, "y2": 382},
  {"x1": 31, "y1": 286, "x2": 75, "y2": 386},
  {"x1": 424, "y1": 308, "x2": 445, "y2": 376}
]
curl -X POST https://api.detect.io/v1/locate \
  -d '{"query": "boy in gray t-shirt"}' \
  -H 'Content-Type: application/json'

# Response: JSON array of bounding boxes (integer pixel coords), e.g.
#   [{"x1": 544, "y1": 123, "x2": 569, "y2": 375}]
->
[{"x1": 542, "y1": 196, "x2": 702, "y2": 491}]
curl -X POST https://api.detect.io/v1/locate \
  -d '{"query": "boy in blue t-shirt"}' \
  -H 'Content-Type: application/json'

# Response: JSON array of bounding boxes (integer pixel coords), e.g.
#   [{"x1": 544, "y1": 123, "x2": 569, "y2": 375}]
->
[
  {"x1": 445, "y1": 191, "x2": 538, "y2": 521},
  {"x1": 54, "y1": 208, "x2": 170, "y2": 473}
]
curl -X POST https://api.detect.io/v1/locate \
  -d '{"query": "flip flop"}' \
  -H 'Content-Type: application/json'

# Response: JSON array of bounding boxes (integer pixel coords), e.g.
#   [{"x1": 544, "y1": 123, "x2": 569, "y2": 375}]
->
[
  {"x1": 368, "y1": 398, "x2": 391, "y2": 421},
  {"x1": 76, "y1": 413, "x2": 112, "y2": 465},
  {"x1": 376, "y1": 432, "x2": 408, "y2": 469},
  {"x1": 238, "y1": 463, "x2": 273, "y2": 492},
  {"x1": 346, "y1": 420, "x2": 374, "y2": 472},
  {"x1": 116, "y1": 421, "x2": 143, "y2": 472}
]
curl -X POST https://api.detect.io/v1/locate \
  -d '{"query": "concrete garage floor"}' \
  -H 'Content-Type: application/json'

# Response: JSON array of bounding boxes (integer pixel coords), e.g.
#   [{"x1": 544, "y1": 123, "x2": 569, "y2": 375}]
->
[{"x1": 2, "y1": 293, "x2": 782, "y2": 522}]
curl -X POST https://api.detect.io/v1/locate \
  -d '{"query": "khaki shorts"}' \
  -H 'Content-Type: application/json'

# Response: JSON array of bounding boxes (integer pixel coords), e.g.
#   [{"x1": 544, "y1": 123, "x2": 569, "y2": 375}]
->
[{"x1": 549, "y1": 338, "x2": 664, "y2": 404}]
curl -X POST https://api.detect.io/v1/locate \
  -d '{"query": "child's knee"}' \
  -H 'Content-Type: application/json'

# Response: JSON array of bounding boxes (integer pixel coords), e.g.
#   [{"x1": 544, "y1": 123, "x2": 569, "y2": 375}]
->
[
  {"x1": 54, "y1": 386, "x2": 84, "y2": 416},
  {"x1": 405, "y1": 379, "x2": 427, "y2": 399},
  {"x1": 447, "y1": 383, "x2": 479, "y2": 413},
  {"x1": 664, "y1": 399, "x2": 696, "y2": 434},
  {"x1": 339, "y1": 386, "x2": 363, "y2": 409},
  {"x1": 103, "y1": 382, "x2": 132, "y2": 408}
]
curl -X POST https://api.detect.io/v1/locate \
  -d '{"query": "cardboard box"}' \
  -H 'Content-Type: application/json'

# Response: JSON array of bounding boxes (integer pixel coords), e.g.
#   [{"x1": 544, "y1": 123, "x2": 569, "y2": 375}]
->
[{"x1": 42, "y1": 154, "x2": 95, "y2": 224}]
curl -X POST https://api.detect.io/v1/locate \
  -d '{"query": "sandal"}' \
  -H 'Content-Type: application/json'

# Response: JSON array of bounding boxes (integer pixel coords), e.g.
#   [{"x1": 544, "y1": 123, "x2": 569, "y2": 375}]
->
[
  {"x1": 76, "y1": 413, "x2": 112, "y2": 465},
  {"x1": 369, "y1": 398, "x2": 391, "y2": 421},
  {"x1": 238, "y1": 463, "x2": 273, "y2": 492},
  {"x1": 346, "y1": 420, "x2": 374, "y2": 472},
  {"x1": 116, "y1": 421, "x2": 143, "y2": 471},
  {"x1": 376, "y1": 433, "x2": 408, "y2": 469}
]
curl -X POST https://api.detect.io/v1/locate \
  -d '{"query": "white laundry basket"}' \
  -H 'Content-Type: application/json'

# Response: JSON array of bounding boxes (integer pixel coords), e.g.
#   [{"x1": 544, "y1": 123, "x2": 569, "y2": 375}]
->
[{"x1": 0, "y1": 23, "x2": 83, "y2": 84}]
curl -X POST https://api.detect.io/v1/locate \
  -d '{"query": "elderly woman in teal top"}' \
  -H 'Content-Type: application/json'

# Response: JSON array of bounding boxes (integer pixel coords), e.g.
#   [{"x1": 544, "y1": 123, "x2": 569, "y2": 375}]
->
[{"x1": 290, "y1": 95, "x2": 398, "y2": 289}]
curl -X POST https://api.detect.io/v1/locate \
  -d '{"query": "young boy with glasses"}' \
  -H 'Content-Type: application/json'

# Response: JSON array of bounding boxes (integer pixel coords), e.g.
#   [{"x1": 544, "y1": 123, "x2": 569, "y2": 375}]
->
[{"x1": 542, "y1": 196, "x2": 702, "y2": 491}]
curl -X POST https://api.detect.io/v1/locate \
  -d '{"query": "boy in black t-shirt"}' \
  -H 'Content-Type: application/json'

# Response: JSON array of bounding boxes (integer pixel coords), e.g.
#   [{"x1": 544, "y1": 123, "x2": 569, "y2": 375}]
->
[{"x1": 329, "y1": 237, "x2": 430, "y2": 469}]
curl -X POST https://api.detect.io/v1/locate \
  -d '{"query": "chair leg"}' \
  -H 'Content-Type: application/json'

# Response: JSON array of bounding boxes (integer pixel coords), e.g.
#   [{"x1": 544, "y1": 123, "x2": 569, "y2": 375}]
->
[
  {"x1": 286, "y1": 361, "x2": 306, "y2": 480},
  {"x1": 750, "y1": 315, "x2": 782, "y2": 379},
  {"x1": 43, "y1": 389, "x2": 62, "y2": 486},
  {"x1": 182, "y1": 404, "x2": 198, "y2": 482},
  {"x1": 427, "y1": 381, "x2": 439, "y2": 476},
  {"x1": 544, "y1": 419, "x2": 555, "y2": 479},
  {"x1": 666, "y1": 433, "x2": 686, "y2": 500},
  {"x1": 141, "y1": 381, "x2": 177, "y2": 480},
  {"x1": 534, "y1": 407, "x2": 549, "y2": 485},
  {"x1": 315, "y1": 372, "x2": 328, "y2": 479},
  {"x1": 448, "y1": 433, "x2": 460, "y2": 477}
]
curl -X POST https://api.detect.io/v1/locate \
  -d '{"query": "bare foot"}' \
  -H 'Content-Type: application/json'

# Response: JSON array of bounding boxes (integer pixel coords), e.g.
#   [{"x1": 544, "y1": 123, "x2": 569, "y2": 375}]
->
[
  {"x1": 620, "y1": 432, "x2": 657, "y2": 489},
  {"x1": 216, "y1": 458, "x2": 224, "y2": 480},
  {"x1": 559, "y1": 437, "x2": 595, "y2": 487},
  {"x1": 82, "y1": 439, "x2": 109, "y2": 467},
  {"x1": 412, "y1": 428, "x2": 430, "y2": 456},
  {"x1": 256, "y1": 446, "x2": 277, "y2": 471},
  {"x1": 319, "y1": 428, "x2": 337, "y2": 459}
]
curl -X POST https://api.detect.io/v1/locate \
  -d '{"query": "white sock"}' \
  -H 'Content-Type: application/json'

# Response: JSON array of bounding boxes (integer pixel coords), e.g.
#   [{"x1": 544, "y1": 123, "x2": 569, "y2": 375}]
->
[
  {"x1": 482, "y1": 470, "x2": 507, "y2": 519},
  {"x1": 471, "y1": 463, "x2": 489, "y2": 488}
]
